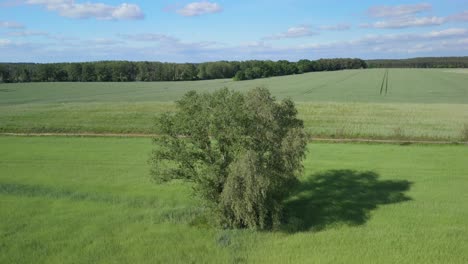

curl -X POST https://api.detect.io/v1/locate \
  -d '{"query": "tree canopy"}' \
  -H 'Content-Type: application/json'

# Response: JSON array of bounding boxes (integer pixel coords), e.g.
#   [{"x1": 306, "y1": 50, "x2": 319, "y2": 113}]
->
[
  {"x1": 366, "y1": 57, "x2": 468, "y2": 68},
  {"x1": 150, "y1": 87, "x2": 308, "y2": 229},
  {"x1": 0, "y1": 58, "x2": 366, "y2": 83}
]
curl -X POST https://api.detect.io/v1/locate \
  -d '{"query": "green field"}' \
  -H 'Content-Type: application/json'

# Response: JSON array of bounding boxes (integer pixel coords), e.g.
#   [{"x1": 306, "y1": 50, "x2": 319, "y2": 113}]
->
[
  {"x1": 1, "y1": 68, "x2": 467, "y2": 263},
  {"x1": 1, "y1": 136, "x2": 467, "y2": 263},
  {"x1": 1, "y1": 68, "x2": 468, "y2": 141},
  {"x1": 2, "y1": 69, "x2": 468, "y2": 104}
]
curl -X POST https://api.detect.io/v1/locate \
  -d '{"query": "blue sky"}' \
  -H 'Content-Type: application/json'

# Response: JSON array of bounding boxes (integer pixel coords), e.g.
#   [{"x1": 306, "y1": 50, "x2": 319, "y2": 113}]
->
[{"x1": 1, "y1": 0, "x2": 467, "y2": 62}]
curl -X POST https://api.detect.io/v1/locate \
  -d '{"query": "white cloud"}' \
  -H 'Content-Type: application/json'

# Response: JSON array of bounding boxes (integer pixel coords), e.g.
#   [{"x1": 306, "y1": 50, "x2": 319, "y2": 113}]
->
[
  {"x1": 25, "y1": 0, "x2": 144, "y2": 20},
  {"x1": 452, "y1": 38, "x2": 468, "y2": 45},
  {"x1": 318, "y1": 24, "x2": 351, "y2": 31},
  {"x1": 425, "y1": 28, "x2": 468, "y2": 38},
  {"x1": 362, "y1": 16, "x2": 446, "y2": 29},
  {"x1": 120, "y1": 33, "x2": 179, "y2": 43},
  {"x1": 263, "y1": 26, "x2": 317, "y2": 40},
  {"x1": 239, "y1": 41, "x2": 269, "y2": 48},
  {"x1": 449, "y1": 11, "x2": 468, "y2": 22},
  {"x1": 0, "y1": 20, "x2": 24, "y2": 29},
  {"x1": 363, "y1": 3, "x2": 466, "y2": 29},
  {"x1": 254, "y1": 28, "x2": 467, "y2": 57},
  {"x1": 88, "y1": 38, "x2": 123, "y2": 45},
  {"x1": 0, "y1": 39, "x2": 12, "y2": 46},
  {"x1": 367, "y1": 3, "x2": 432, "y2": 18},
  {"x1": 111, "y1": 3, "x2": 144, "y2": 20},
  {"x1": 2, "y1": 27, "x2": 468, "y2": 62},
  {"x1": 0, "y1": 0, "x2": 23, "y2": 7},
  {"x1": 119, "y1": 32, "x2": 221, "y2": 53},
  {"x1": 177, "y1": 1, "x2": 222, "y2": 17},
  {"x1": 7, "y1": 30, "x2": 49, "y2": 37}
]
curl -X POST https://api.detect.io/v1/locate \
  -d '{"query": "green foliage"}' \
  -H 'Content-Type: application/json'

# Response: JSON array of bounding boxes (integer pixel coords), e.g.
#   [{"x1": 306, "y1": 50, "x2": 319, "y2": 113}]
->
[
  {"x1": 2, "y1": 69, "x2": 468, "y2": 141},
  {"x1": 0, "y1": 58, "x2": 368, "y2": 83},
  {"x1": 461, "y1": 124, "x2": 468, "y2": 142},
  {"x1": 367, "y1": 56, "x2": 468, "y2": 68},
  {"x1": 1, "y1": 137, "x2": 468, "y2": 263},
  {"x1": 150, "y1": 88, "x2": 308, "y2": 229}
]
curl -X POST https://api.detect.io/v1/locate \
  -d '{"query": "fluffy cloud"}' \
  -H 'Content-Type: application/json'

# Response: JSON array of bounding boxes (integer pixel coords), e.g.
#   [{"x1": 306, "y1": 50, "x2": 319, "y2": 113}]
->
[
  {"x1": 367, "y1": 3, "x2": 432, "y2": 18},
  {"x1": 0, "y1": 20, "x2": 24, "y2": 29},
  {"x1": 2, "y1": 27, "x2": 468, "y2": 62},
  {"x1": 0, "y1": 39, "x2": 12, "y2": 46},
  {"x1": 363, "y1": 3, "x2": 466, "y2": 29},
  {"x1": 263, "y1": 26, "x2": 317, "y2": 40},
  {"x1": 362, "y1": 16, "x2": 446, "y2": 29},
  {"x1": 449, "y1": 11, "x2": 468, "y2": 22},
  {"x1": 177, "y1": 1, "x2": 222, "y2": 17},
  {"x1": 25, "y1": 0, "x2": 144, "y2": 20},
  {"x1": 119, "y1": 32, "x2": 221, "y2": 53},
  {"x1": 424, "y1": 28, "x2": 468, "y2": 38},
  {"x1": 300, "y1": 28, "x2": 468, "y2": 51},
  {"x1": 7, "y1": 30, "x2": 49, "y2": 37},
  {"x1": 318, "y1": 24, "x2": 351, "y2": 31},
  {"x1": 120, "y1": 33, "x2": 179, "y2": 43},
  {"x1": 87, "y1": 38, "x2": 124, "y2": 46}
]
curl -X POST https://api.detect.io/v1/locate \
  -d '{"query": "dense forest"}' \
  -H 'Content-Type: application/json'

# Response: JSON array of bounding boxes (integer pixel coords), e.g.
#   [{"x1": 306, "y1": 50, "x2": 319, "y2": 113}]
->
[
  {"x1": 0, "y1": 58, "x2": 366, "y2": 83},
  {"x1": 1, "y1": 57, "x2": 467, "y2": 83},
  {"x1": 367, "y1": 57, "x2": 468, "y2": 68}
]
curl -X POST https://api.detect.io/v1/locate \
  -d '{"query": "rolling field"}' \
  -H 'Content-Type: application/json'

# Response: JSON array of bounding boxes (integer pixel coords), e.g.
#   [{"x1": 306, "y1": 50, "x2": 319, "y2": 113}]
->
[
  {"x1": 1, "y1": 136, "x2": 467, "y2": 263},
  {"x1": 1, "y1": 69, "x2": 468, "y2": 104},
  {"x1": 1, "y1": 68, "x2": 468, "y2": 141},
  {"x1": 1, "y1": 68, "x2": 467, "y2": 263}
]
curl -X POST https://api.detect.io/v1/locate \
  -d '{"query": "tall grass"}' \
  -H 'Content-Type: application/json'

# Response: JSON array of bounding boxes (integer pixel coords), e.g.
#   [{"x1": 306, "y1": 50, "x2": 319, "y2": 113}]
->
[
  {"x1": 1, "y1": 102, "x2": 467, "y2": 141},
  {"x1": 1, "y1": 69, "x2": 467, "y2": 104},
  {"x1": 461, "y1": 124, "x2": 468, "y2": 142},
  {"x1": 1, "y1": 68, "x2": 467, "y2": 141},
  {"x1": 1, "y1": 136, "x2": 467, "y2": 263}
]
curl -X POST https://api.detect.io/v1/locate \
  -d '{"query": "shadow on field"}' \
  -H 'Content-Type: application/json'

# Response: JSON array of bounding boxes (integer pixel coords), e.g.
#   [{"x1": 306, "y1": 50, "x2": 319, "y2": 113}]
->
[{"x1": 282, "y1": 169, "x2": 412, "y2": 233}]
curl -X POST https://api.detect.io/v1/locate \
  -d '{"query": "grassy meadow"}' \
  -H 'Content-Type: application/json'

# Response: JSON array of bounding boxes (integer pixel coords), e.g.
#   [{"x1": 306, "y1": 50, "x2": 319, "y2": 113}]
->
[
  {"x1": 2, "y1": 68, "x2": 468, "y2": 104},
  {"x1": 1, "y1": 136, "x2": 467, "y2": 263},
  {"x1": 1, "y1": 68, "x2": 467, "y2": 263},
  {"x1": 1, "y1": 68, "x2": 468, "y2": 141}
]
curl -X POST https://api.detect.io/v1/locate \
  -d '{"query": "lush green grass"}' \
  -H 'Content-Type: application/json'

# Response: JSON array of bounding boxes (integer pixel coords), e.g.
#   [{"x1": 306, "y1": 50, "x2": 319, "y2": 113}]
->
[
  {"x1": 1, "y1": 101, "x2": 467, "y2": 141},
  {"x1": 1, "y1": 136, "x2": 467, "y2": 263},
  {"x1": 1, "y1": 68, "x2": 466, "y2": 263},
  {"x1": 1, "y1": 69, "x2": 468, "y2": 104},
  {"x1": 1, "y1": 68, "x2": 467, "y2": 141}
]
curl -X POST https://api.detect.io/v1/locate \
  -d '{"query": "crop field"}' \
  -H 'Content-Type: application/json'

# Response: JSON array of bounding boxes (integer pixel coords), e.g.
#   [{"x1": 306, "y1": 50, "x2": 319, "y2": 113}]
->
[
  {"x1": 1, "y1": 68, "x2": 468, "y2": 104},
  {"x1": 0, "y1": 136, "x2": 467, "y2": 263},
  {"x1": 1, "y1": 68, "x2": 467, "y2": 263},
  {"x1": 1, "y1": 68, "x2": 468, "y2": 141}
]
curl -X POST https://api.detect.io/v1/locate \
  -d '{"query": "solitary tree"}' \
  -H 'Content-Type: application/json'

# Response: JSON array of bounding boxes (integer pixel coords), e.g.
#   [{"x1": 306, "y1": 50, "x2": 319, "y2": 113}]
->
[{"x1": 150, "y1": 87, "x2": 308, "y2": 229}]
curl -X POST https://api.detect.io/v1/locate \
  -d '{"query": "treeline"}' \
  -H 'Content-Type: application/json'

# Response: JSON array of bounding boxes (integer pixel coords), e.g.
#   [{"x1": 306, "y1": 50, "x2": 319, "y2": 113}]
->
[
  {"x1": 233, "y1": 58, "x2": 367, "y2": 80},
  {"x1": 0, "y1": 58, "x2": 367, "y2": 83},
  {"x1": 367, "y1": 57, "x2": 468, "y2": 68}
]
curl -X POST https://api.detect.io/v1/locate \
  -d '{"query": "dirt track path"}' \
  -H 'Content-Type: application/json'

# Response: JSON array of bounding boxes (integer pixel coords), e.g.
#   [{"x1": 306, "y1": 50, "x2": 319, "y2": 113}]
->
[{"x1": 1, "y1": 132, "x2": 465, "y2": 145}]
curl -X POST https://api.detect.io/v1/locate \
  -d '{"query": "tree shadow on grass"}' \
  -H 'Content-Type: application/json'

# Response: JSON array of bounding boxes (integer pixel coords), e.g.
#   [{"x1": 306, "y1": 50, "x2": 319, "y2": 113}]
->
[{"x1": 282, "y1": 169, "x2": 412, "y2": 233}]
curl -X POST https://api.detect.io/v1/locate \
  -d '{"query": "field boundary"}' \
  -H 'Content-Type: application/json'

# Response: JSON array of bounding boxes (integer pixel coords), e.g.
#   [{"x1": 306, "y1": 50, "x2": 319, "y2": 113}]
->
[{"x1": 1, "y1": 132, "x2": 466, "y2": 145}]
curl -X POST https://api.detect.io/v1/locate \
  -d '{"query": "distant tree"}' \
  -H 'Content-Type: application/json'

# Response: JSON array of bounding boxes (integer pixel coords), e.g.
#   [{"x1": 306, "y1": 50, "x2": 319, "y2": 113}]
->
[
  {"x1": 233, "y1": 70, "x2": 246, "y2": 81},
  {"x1": 3, "y1": 59, "x2": 372, "y2": 83},
  {"x1": 0, "y1": 65, "x2": 11, "y2": 83},
  {"x1": 82, "y1": 63, "x2": 96, "y2": 81},
  {"x1": 54, "y1": 68, "x2": 68, "y2": 81},
  {"x1": 95, "y1": 63, "x2": 113, "y2": 81},
  {"x1": 36, "y1": 64, "x2": 56, "y2": 81},
  {"x1": 297, "y1": 59, "x2": 313, "y2": 73},
  {"x1": 176, "y1": 63, "x2": 198, "y2": 80},
  {"x1": 67, "y1": 63, "x2": 82, "y2": 81},
  {"x1": 17, "y1": 67, "x2": 32, "y2": 82},
  {"x1": 150, "y1": 88, "x2": 308, "y2": 229}
]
